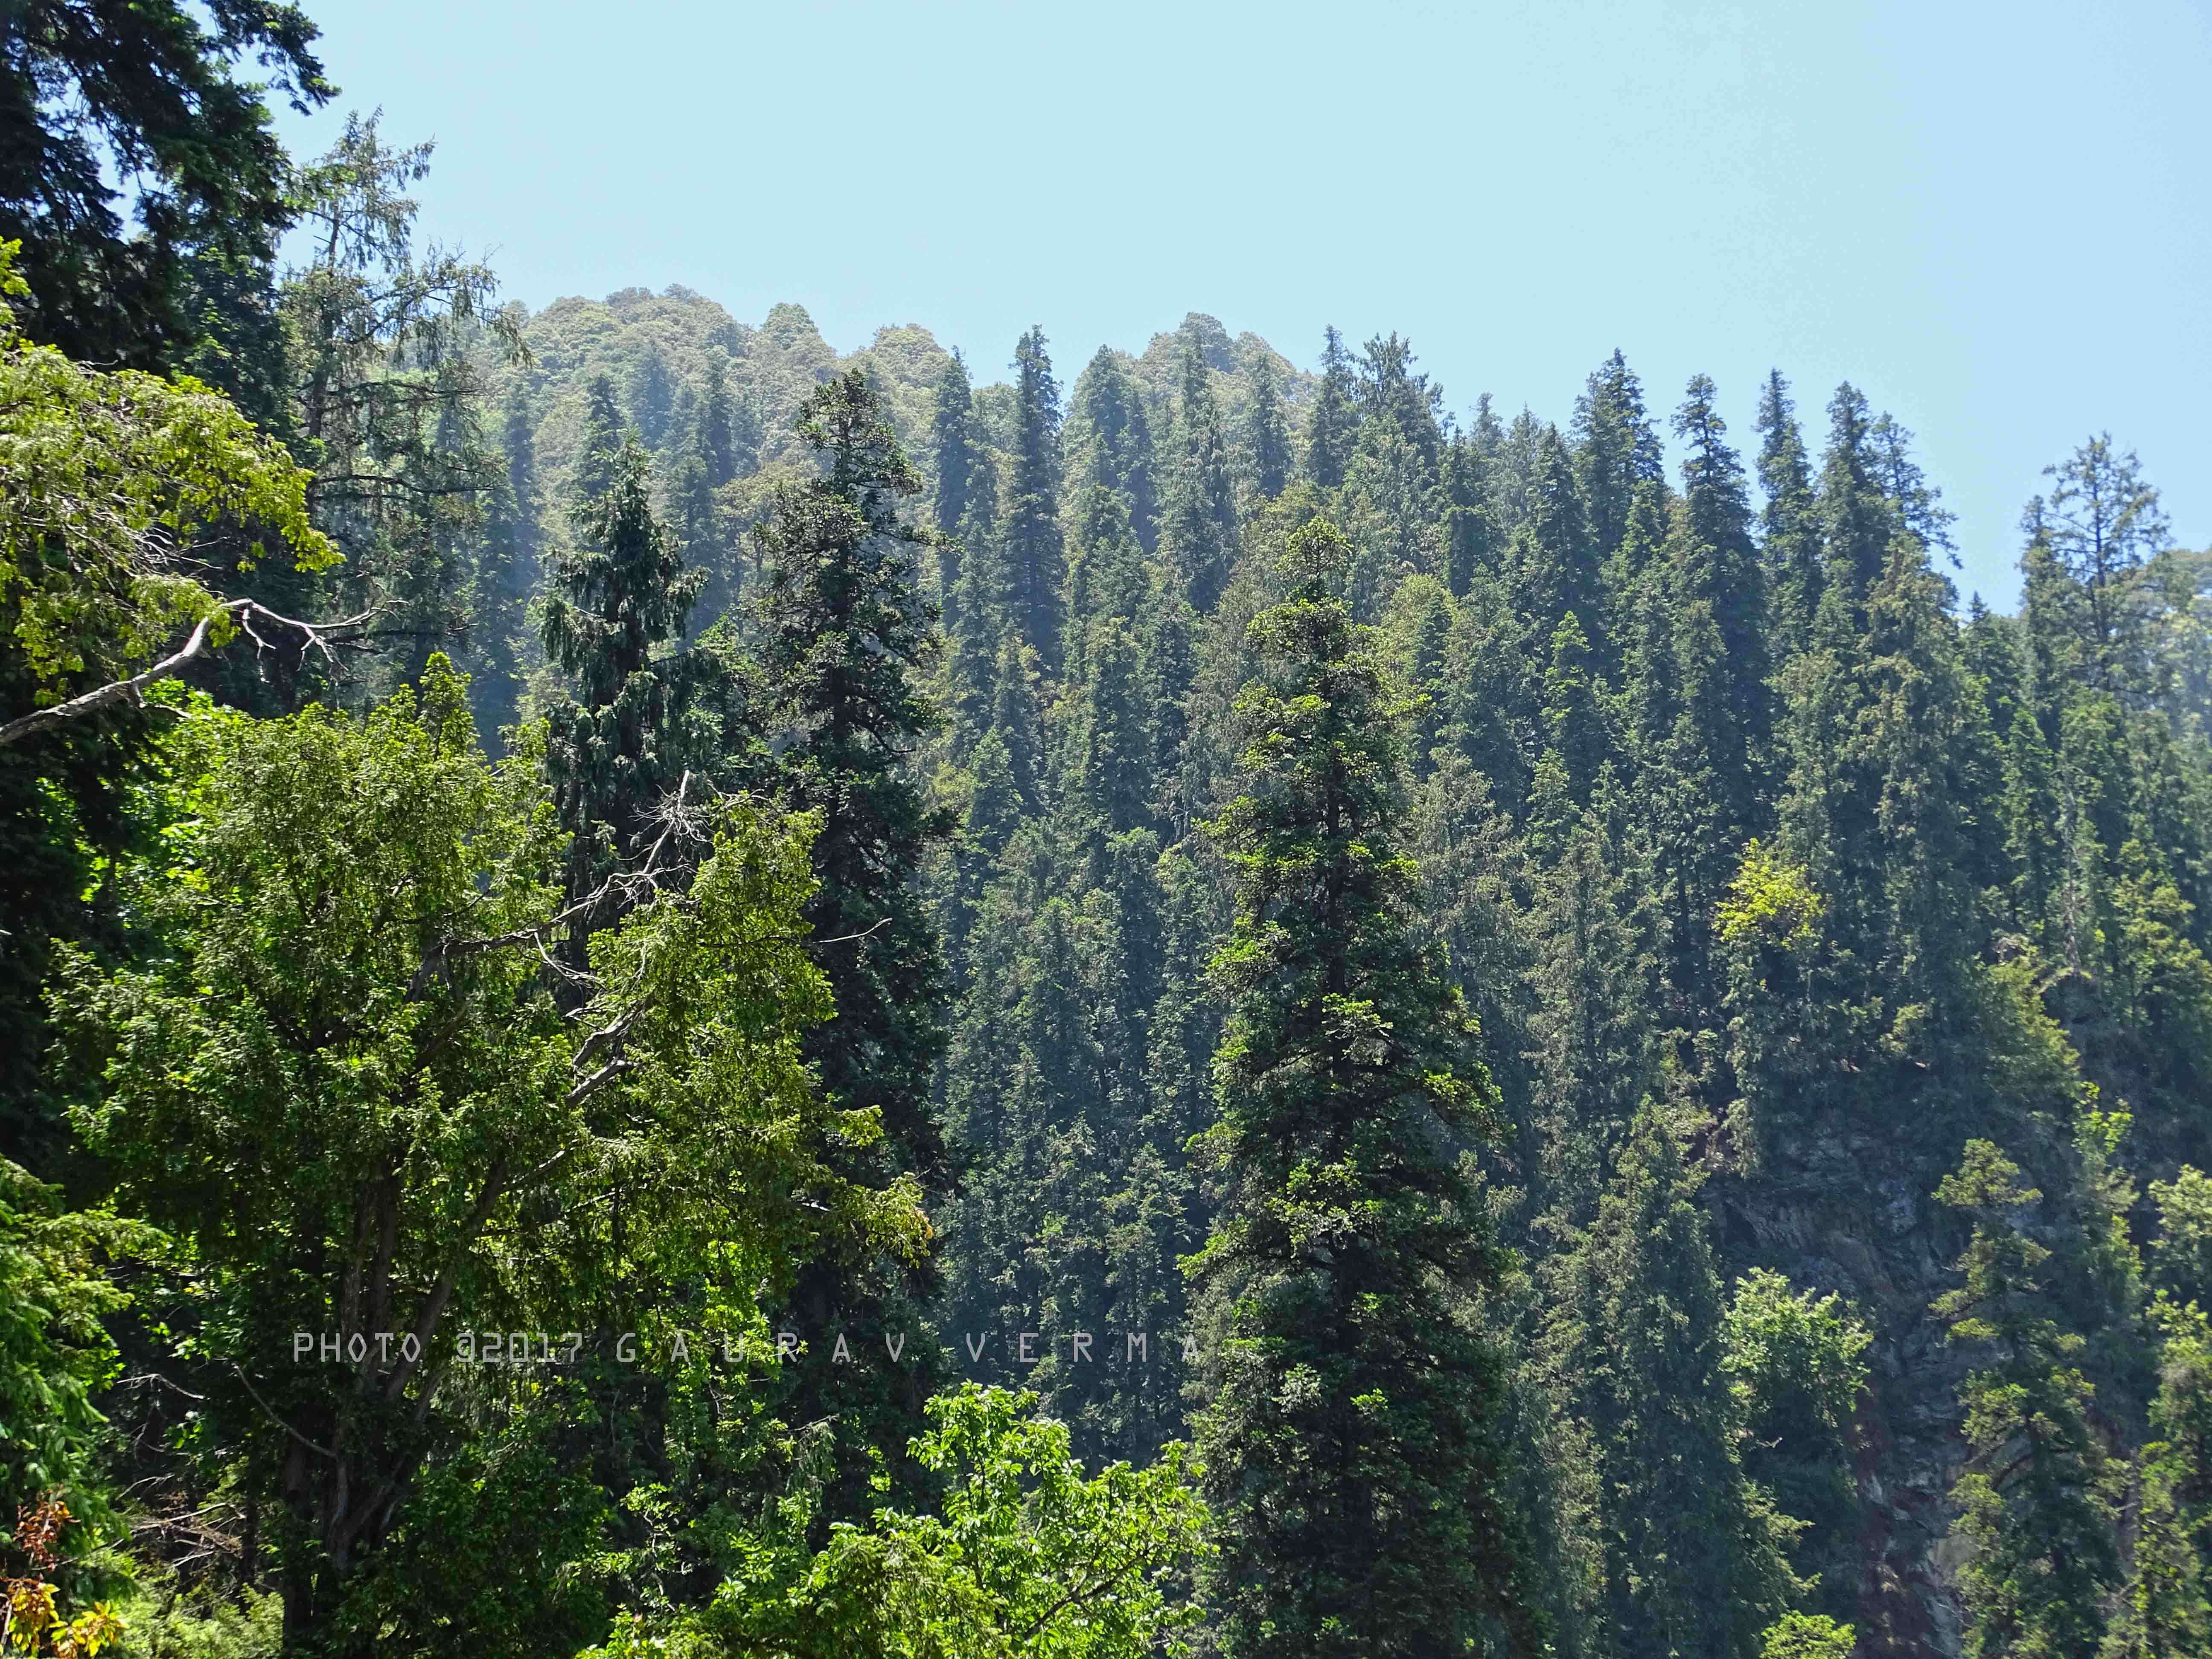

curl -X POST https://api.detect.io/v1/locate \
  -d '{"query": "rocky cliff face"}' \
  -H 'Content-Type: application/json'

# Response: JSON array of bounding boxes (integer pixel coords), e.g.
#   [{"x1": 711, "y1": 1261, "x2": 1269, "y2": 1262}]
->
[{"x1": 1714, "y1": 1146, "x2": 1975, "y2": 1659}]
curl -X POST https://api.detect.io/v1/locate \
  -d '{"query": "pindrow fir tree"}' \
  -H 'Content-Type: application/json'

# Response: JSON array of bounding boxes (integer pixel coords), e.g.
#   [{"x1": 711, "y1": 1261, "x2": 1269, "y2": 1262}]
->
[
  {"x1": 929, "y1": 346, "x2": 975, "y2": 579},
  {"x1": 2026, "y1": 434, "x2": 2174, "y2": 699},
  {"x1": 1187, "y1": 515, "x2": 1538, "y2": 1658},
  {"x1": 1932, "y1": 1141, "x2": 2121, "y2": 1659},
  {"x1": 280, "y1": 114, "x2": 523, "y2": 694},
  {"x1": 1755, "y1": 370, "x2": 1822, "y2": 660},
  {"x1": 537, "y1": 423, "x2": 707, "y2": 956},
  {"x1": 1004, "y1": 326, "x2": 1066, "y2": 670},
  {"x1": 1303, "y1": 324, "x2": 1358, "y2": 492},
  {"x1": 1164, "y1": 327, "x2": 1240, "y2": 616},
  {"x1": 1556, "y1": 1104, "x2": 1802, "y2": 1659},
  {"x1": 1071, "y1": 343, "x2": 1160, "y2": 553},
  {"x1": 1249, "y1": 347, "x2": 1292, "y2": 501},
  {"x1": 0, "y1": 0, "x2": 332, "y2": 371},
  {"x1": 1572, "y1": 348, "x2": 1664, "y2": 569},
  {"x1": 749, "y1": 368, "x2": 958, "y2": 1516}
]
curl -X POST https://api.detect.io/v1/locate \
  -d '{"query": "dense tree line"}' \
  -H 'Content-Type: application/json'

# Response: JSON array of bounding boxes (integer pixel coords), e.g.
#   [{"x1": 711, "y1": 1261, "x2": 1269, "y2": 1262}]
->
[{"x1": 4, "y1": 12, "x2": 2212, "y2": 1657}]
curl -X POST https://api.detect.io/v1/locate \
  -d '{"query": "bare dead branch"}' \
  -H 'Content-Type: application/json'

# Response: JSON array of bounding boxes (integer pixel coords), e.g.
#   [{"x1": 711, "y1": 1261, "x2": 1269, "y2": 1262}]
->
[{"x1": 0, "y1": 600, "x2": 380, "y2": 748}]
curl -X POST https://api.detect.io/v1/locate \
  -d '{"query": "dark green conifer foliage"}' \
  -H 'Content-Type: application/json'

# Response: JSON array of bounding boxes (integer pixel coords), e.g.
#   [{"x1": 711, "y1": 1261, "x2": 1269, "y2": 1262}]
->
[
  {"x1": 1799, "y1": 538, "x2": 1982, "y2": 1043},
  {"x1": 1560, "y1": 1106, "x2": 1797, "y2": 1659},
  {"x1": 1573, "y1": 349, "x2": 1665, "y2": 566},
  {"x1": 1628, "y1": 380, "x2": 1771, "y2": 1016},
  {"x1": 1354, "y1": 333, "x2": 1444, "y2": 478},
  {"x1": 627, "y1": 347, "x2": 676, "y2": 450},
  {"x1": 1163, "y1": 330, "x2": 1240, "y2": 615},
  {"x1": 1443, "y1": 431, "x2": 1500, "y2": 597},
  {"x1": 750, "y1": 371, "x2": 957, "y2": 1511},
  {"x1": 1757, "y1": 371, "x2": 1822, "y2": 657},
  {"x1": 0, "y1": 0, "x2": 331, "y2": 370},
  {"x1": 1302, "y1": 324, "x2": 1359, "y2": 491},
  {"x1": 946, "y1": 541, "x2": 1001, "y2": 753},
  {"x1": 1933, "y1": 1142, "x2": 2122, "y2": 1659},
  {"x1": 1072, "y1": 345, "x2": 1160, "y2": 552},
  {"x1": 2034, "y1": 434, "x2": 2172, "y2": 697},
  {"x1": 538, "y1": 433, "x2": 704, "y2": 947},
  {"x1": 696, "y1": 354, "x2": 747, "y2": 486},
  {"x1": 1187, "y1": 517, "x2": 1536, "y2": 1658},
  {"x1": 1068, "y1": 616, "x2": 1152, "y2": 840},
  {"x1": 930, "y1": 347, "x2": 976, "y2": 544},
  {"x1": 466, "y1": 395, "x2": 538, "y2": 746},
  {"x1": 1063, "y1": 483, "x2": 1147, "y2": 685},
  {"x1": 1868, "y1": 412, "x2": 1955, "y2": 558},
  {"x1": 574, "y1": 374, "x2": 626, "y2": 505},
  {"x1": 752, "y1": 369, "x2": 952, "y2": 1178},
  {"x1": 2108, "y1": 1298, "x2": 2212, "y2": 1658},
  {"x1": 1675, "y1": 374, "x2": 1768, "y2": 727},
  {"x1": 1513, "y1": 425, "x2": 1600, "y2": 638},
  {"x1": 668, "y1": 444, "x2": 729, "y2": 625},
  {"x1": 1061, "y1": 490, "x2": 1155, "y2": 838},
  {"x1": 1542, "y1": 611, "x2": 1608, "y2": 802},
  {"x1": 990, "y1": 632, "x2": 1043, "y2": 814},
  {"x1": 1249, "y1": 349, "x2": 1291, "y2": 501},
  {"x1": 1005, "y1": 326, "x2": 1066, "y2": 669},
  {"x1": 1525, "y1": 800, "x2": 1653, "y2": 1216},
  {"x1": 1815, "y1": 384, "x2": 1894, "y2": 605},
  {"x1": 1140, "y1": 561, "x2": 1199, "y2": 827}
]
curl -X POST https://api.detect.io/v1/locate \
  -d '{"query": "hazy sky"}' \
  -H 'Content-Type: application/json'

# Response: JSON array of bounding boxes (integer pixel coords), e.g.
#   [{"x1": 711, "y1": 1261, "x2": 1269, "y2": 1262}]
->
[{"x1": 274, "y1": 0, "x2": 2210, "y2": 609}]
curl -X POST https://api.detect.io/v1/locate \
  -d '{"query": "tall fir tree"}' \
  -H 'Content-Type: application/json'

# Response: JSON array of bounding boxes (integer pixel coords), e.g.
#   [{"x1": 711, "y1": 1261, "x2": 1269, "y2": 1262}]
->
[
  {"x1": 1557, "y1": 1105, "x2": 1799, "y2": 1659},
  {"x1": 1187, "y1": 516, "x2": 1537, "y2": 1657},
  {"x1": 465, "y1": 393, "x2": 539, "y2": 746},
  {"x1": 750, "y1": 370, "x2": 957, "y2": 1515},
  {"x1": 574, "y1": 373, "x2": 626, "y2": 505},
  {"x1": 1249, "y1": 348, "x2": 1292, "y2": 501},
  {"x1": 930, "y1": 346, "x2": 976, "y2": 544},
  {"x1": 696, "y1": 353, "x2": 746, "y2": 486},
  {"x1": 1073, "y1": 344, "x2": 1160, "y2": 552},
  {"x1": 2033, "y1": 433, "x2": 2172, "y2": 698},
  {"x1": 1869, "y1": 411, "x2": 1956, "y2": 558},
  {"x1": 1573, "y1": 349, "x2": 1665, "y2": 568},
  {"x1": 1163, "y1": 328, "x2": 1240, "y2": 615},
  {"x1": 1444, "y1": 430, "x2": 1502, "y2": 597},
  {"x1": 538, "y1": 431, "x2": 705, "y2": 953},
  {"x1": 1005, "y1": 326, "x2": 1066, "y2": 670},
  {"x1": 1756, "y1": 370, "x2": 1822, "y2": 660},
  {"x1": 1512, "y1": 424, "x2": 1600, "y2": 641},
  {"x1": 1815, "y1": 384, "x2": 1893, "y2": 607},
  {"x1": 1933, "y1": 1142, "x2": 2122, "y2": 1659},
  {"x1": 1303, "y1": 324, "x2": 1359, "y2": 491}
]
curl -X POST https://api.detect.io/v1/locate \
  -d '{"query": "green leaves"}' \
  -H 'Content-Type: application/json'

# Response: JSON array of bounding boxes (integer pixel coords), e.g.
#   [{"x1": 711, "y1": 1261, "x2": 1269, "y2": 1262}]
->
[
  {"x1": 49, "y1": 667, "x2": 906, "y2": 1635},
  {"x1": 1933, "y1": 1140, "x2": 2123, "y2": 1659},
  {"x1": 605, "y1": 1385, "x2": 1206, "y2": 1659},
  {"x1": 0, "y1": 239, "x2": 333, "y2": 733}
]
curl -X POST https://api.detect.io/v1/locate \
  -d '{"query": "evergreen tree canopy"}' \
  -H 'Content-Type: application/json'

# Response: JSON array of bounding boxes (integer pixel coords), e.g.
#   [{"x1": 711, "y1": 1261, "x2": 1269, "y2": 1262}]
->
[
  {"x1": 1303, "y1": 324, "x2": 1358, "y2": 491},
  {"x1": 1006, "y1": 326, "x2": 1066, "y2": 669},
  {"x1": 1187, "y1": 515, "x2": 1535, "y2": 1658},
  {"x1": 0, "y1": 0, "x2": 331, "y2": 368}
]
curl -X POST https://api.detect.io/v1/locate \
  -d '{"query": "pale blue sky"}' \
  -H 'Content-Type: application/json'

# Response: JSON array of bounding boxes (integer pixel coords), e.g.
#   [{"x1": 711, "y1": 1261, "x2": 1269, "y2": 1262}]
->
[{"x1": 276, "y1": 0, "x2": 2211, "y2": 608}]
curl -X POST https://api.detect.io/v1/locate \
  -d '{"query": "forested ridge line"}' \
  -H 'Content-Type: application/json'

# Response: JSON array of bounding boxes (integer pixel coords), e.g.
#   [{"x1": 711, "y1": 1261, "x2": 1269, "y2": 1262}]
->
[{"x1": 3, "y1": 28, "x2": 2211, "y2": 1659}]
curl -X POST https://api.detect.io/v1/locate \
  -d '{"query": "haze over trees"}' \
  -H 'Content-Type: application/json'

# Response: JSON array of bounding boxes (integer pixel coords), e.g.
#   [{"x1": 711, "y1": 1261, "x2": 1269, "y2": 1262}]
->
[{"x1": 4, "y1": 9, "x2": 2212, "y2": 1657}]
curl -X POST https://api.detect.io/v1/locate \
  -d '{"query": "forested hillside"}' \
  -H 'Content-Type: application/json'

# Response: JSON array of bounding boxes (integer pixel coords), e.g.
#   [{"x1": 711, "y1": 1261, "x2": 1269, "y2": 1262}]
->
[{"x1": 4, "y1": 24, "x2": 2212, "y2": 1659}]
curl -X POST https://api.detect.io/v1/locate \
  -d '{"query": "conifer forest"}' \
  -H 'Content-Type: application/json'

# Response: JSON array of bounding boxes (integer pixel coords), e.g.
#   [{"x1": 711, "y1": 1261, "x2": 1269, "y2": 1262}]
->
[{"x1": 4, "y1": 6, "x2": 2212, "y2": 1657}]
